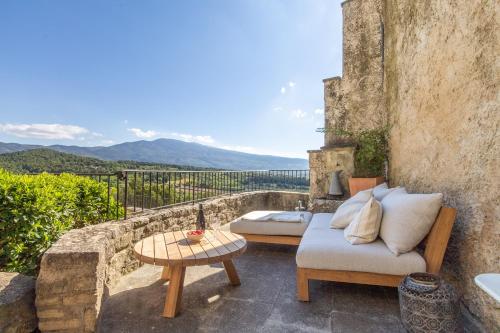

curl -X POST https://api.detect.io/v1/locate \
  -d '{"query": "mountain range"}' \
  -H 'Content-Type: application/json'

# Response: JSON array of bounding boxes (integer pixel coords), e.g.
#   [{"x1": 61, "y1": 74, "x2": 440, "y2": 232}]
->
[{"x1": 0, "y1": 139, "x2": 308, "y2": 170}]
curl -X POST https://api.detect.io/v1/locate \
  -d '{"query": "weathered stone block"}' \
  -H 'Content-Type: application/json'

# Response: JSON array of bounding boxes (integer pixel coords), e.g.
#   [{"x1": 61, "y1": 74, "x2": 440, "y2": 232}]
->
[{"x1": 0, "y1": 272, "x2": 37, "y2": 333}]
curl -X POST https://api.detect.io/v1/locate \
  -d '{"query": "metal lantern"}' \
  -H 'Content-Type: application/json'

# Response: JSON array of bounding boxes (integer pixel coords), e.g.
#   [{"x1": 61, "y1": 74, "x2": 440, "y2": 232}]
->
[
  {"x1": 328, "y1": 170, "x2": 343, "y2": 197},
  {"x1": 399, "y1": 273, "x2": 462, "y2": 333}
]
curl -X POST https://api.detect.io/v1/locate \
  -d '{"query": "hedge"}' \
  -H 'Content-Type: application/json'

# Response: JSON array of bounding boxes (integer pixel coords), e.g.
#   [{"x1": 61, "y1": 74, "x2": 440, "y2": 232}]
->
[{"x1": 0, "y1": 169, "x2": 123, "y2": 275}]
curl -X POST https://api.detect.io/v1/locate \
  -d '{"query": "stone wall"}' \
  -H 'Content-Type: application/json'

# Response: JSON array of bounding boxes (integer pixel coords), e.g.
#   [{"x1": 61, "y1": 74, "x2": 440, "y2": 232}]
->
[
  {"x1": 324, "y1": 0, "x2": 385, "y2": 147},
  {"x1": 308, "y1": 146, "x2": 354, "y2": 199},
  {"x1": 0, "y1": 272, "x2": 37, "y2": 333},
  {"x1": 384, "y1": 0, "x2": 499, "y2": 330},
  {"x1": 35, "y1": 191, "x2": 308, "y2": 332}
]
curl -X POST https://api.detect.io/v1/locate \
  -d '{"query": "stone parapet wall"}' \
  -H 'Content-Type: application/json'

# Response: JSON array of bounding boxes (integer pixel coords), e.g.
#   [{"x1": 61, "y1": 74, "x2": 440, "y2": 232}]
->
[{"x1": 35, "y1": 191, "x2": 308, "y2": 332}]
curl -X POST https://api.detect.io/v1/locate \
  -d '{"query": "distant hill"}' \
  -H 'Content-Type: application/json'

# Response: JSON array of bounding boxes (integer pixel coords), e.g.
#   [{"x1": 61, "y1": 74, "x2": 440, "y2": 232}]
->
[
  {"x1": 0, "y1": 139, "x2": 308, "y2": 170},
  {"x1": 0, "y1": 148, "x2": 209, "y2": 174}
]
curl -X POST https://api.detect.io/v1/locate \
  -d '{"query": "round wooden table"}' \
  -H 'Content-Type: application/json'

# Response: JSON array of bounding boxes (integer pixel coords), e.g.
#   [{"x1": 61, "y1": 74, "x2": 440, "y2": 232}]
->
[{"x1": 133, "y1": 230, "x2": 247, "y2": 318}]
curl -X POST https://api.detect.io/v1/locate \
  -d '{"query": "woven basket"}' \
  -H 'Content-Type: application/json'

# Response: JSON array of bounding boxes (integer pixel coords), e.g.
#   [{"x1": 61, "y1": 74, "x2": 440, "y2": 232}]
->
[{"x1": 399, "y1": 273, "x2": 462, "y2": 333}]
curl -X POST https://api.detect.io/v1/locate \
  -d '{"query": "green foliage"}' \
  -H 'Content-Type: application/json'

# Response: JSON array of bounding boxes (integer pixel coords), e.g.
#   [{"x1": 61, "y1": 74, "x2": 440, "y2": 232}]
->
[
  {"x1": 337, "y1": 128, "x2": 388, "y2": 178},
  {"x1": 0, "y1": 169, "x2": 123, "y2": 275},
  {"x1": 0, "y1": 148, "x2": 213, "y2": 174}
]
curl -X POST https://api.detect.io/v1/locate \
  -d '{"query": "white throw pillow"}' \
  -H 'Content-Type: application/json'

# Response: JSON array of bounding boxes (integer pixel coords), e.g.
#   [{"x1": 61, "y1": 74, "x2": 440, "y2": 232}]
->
[
  {"x1": 330, "y1": 189, "x2": 373, "y2": 229},
  {"x1": 372, "y1": 183, "x2": 402, "y2": 201},
  {"x1": 344, "y1": 197, "x2": 383, "y2": 245},
  {"x1": 380, "y1": 191, "x2": 443, "y2": 255}
]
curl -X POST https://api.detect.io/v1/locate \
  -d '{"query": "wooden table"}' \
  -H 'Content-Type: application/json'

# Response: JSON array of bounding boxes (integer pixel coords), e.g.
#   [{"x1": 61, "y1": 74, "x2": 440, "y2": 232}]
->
[{"x1": 133, "y1": 230, "x2": 247, "y2": 318}]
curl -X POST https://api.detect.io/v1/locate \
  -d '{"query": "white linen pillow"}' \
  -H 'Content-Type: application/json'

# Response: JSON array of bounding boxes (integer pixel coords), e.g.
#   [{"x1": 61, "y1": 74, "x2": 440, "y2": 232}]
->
[
  {"x1": 330, "y1": 189, "x2": 373, "y2": 229},
  {"x1": 344, "y1": 197, "x2": 383, "y2": 245},
  {"x1": 372, "y1": 183, "x2": 402, "y2": 201},
  {"x1": 379, "y1": 191, "x2": 443, "y2": 255}
]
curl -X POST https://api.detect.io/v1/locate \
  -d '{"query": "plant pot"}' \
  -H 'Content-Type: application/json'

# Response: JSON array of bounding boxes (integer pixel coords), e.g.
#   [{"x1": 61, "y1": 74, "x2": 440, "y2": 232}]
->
[{"x1": 348, "y1": 176, "x2": 384, "y2": 196}]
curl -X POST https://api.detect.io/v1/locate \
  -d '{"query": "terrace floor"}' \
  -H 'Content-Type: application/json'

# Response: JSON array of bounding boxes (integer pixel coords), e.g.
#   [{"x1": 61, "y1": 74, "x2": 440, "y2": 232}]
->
[{"x1": 97, "y1": 242, "x2": 407, "y2": 333}]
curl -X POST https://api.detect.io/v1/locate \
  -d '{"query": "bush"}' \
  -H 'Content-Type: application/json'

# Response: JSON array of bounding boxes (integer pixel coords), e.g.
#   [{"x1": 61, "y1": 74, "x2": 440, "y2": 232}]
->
[{"x1": 0, "y1": 169, "x2": 123, "y2": 275}]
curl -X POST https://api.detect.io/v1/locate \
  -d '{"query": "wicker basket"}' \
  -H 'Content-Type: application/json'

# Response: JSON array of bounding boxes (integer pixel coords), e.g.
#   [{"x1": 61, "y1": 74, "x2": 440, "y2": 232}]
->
[{"x1": 399, "y1": 273, "x2": 462, "y2": 333}]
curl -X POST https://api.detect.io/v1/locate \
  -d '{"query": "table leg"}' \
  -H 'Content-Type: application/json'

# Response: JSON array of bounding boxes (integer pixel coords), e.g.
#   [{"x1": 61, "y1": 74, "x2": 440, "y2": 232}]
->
[
  {"x1": 161, "y1": 266, "x2": 170, "y2": 281},
  {"x1": 162, "y1": 265, "x2": 186, "y2": 318},
  {"x1": 223, "y1": 260, "x2": 241, "y2": 286}
]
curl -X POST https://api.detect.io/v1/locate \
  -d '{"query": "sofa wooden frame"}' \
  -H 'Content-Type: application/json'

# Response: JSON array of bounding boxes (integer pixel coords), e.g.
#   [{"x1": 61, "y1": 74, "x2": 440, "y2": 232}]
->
[
  {"x1": 237, "y1": 233, "x2": 302, "y2": 246},
  {"x1": 296, "y1": 207, "x2": 457, "y2": 301}
]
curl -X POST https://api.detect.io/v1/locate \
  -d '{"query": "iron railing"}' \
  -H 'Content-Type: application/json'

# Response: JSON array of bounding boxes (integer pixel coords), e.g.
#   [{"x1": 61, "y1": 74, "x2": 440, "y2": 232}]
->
[{"x1": 82, "y1": 170, "x2": 309, "y2": 220}]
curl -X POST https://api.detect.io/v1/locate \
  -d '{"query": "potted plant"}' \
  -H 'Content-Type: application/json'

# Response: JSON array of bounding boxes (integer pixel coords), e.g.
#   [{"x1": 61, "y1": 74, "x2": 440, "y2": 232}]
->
[{"x1": 340, "y1": 128, "x2": 388, "y2": 196}]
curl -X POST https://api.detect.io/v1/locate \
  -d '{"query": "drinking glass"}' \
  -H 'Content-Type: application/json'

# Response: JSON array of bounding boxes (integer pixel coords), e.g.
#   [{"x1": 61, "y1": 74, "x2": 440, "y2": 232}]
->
[{"x1": 211, "y1": 217, "x2": 221, "y2": 233}]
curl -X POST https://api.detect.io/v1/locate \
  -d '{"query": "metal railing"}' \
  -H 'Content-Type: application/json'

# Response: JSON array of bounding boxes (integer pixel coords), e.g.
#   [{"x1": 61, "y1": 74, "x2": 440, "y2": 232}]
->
[{"x1": 83, "y1": 170, "x2": 309, "y2": 220}]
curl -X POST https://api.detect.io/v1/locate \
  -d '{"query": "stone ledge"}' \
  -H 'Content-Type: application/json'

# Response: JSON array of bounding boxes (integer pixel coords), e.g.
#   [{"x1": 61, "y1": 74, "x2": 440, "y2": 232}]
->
[{"x1": 0, "y1": 272, "x2": 37, "y2": 333}]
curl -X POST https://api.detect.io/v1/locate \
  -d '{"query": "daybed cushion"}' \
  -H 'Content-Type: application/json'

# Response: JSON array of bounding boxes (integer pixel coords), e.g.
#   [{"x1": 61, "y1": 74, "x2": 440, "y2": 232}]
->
[
  {"x1": 297, "y1": 213, "x2": 426, "y2": 275},
  {"x1": 380, "y1": 190, "x2": 443, "y2": 255},
  {"x1": 344, "y1": 197, "x2": 383, "y2": 245},
  {"x1": 372, "y1": 183, "x2": 402, "y2": 201},
  {"x1": 230, "y1": 211, "x2": 313, "y2": 236},
  {"x1": 330, "y1": 189, "x2": 373, "y2": 229}
]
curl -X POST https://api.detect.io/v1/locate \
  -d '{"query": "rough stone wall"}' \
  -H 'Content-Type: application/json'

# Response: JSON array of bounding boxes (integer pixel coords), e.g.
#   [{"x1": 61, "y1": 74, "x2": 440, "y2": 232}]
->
[
  {"x1": 308, "y1": 146, "x2": 354, "y2": 199},
  {"x1": 0, "y1": 272, "x2": 37, "y2": 333},
  {"x1": 324, "y1": 0, "x2": 385, "y2": 147},
  {"x1": 384, "y1": 1, "x2": 499, "y2": 330},
  {"x1": 35, "y1": 191, "x2": 308, "y2": 332}
]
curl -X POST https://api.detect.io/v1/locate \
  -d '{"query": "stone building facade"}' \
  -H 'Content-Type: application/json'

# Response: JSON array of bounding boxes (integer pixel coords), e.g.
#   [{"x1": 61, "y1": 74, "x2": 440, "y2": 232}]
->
[
  {"x1": 308, "y1": 0, "x2": 386, "y2": 199},
  {"x1": 313, "y1": 0, "x2": 498, "y2": 330},
  {"x1": 384, "y1": 1, "x2": 499, "y2": 330}
]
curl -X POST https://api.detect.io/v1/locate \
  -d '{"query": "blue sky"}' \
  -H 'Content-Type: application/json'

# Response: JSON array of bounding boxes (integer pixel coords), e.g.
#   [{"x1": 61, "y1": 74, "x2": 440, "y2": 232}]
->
[{"x1": 0, "y1": 0, "x2": 343, "y2": 158}]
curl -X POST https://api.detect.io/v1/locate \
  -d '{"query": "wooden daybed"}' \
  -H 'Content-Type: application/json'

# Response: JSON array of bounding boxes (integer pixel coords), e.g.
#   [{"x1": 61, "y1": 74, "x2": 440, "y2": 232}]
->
[
  {"x1": 229, "y1": 207, "x2": 456, "y2": 303},
  {"x1": 296, "y1": 207, "x2": 456, "y2": 301}
]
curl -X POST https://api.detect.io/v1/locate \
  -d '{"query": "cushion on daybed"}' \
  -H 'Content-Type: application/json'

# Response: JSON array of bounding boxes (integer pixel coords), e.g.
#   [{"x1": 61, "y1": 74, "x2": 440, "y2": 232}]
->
[
  {"x1": 372, "y1": 183, "x2": 402, "y2": 201},
  {"x1": 380, "y1": 190, "x2": 443, "y2": 255},
  {"x1": 229, "y1": 210, "x2": 313, "y2": 236},
  {"x1": 344, "y1": 197, "x2": 383, "y2": 245},
  {"x1": 330, "y1": 189, "x2": 373, "y2": 229},
  {"x1": 296, "y1": 213, "x2": 426, "y2": 275}
]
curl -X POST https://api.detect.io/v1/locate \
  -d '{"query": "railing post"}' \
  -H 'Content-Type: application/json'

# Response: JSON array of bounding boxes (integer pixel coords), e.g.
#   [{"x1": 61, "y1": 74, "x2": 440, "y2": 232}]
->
[{"x1": 123, "y1": 171, "x2": 128, "y2": 220}]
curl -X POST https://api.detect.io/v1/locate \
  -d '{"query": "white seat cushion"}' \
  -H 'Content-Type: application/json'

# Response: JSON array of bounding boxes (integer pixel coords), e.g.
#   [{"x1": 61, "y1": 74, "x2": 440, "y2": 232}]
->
[
  {"x1": 296, "y1": 213, "x2": 426, "y2": 275},
  {"x1": 229, "y1": 211, "x2": 313, "y2": 236}
]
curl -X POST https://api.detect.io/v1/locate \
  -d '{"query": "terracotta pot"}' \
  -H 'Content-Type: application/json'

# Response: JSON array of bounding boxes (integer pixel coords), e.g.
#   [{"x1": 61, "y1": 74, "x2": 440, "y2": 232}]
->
[{"x1": 348, "y1": 176, "x2": 385, "y2": 196}]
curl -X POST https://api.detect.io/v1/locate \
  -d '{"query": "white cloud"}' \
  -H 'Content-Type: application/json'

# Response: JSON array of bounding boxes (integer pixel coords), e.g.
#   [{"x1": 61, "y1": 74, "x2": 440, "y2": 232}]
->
[
  {"x1": 0, "y1": 123, "x2": 89, "y2": 140},
  {"x1": 169, "y1": 132, "x2": 215, "y2": 145},
  {"x1": 288, "y1": 81, "x2": 296, "y2": 87},
  {"x1": 100, "y1": 139, "x2": 115, "y2": 146},
  {"x1": 291, "y1": 109, "x2": 307, "y2": 119},
  {"x1": 314, "y1": 108, "x2": 324, "y2": 115},
  {"x1": 280, "y1": 87, "x2": 286, "y2": 94},
  {"x1": 128, "y1": 128, "x2": 159, "y2": 138}
]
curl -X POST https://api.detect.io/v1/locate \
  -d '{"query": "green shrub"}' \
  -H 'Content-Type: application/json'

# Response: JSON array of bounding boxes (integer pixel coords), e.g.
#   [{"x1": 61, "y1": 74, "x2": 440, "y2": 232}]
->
[
  {"x1": 0, "y1": 169, "x2": 123, "y2": 275},
  {"x1": 330, "y1": 127, "x2": 388, "y2": 178}
]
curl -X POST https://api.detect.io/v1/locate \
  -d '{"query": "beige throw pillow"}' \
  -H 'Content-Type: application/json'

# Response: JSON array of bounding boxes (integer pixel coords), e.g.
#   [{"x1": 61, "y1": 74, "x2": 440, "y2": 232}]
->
[
  {"x1": 330, "y1": 189, "x2": 373, "y2": 229},
  {"x1": 372, "y1": 183, "x2": 402, "y2": 201},
  {"x1": 380, "y1": 191, "x2": 443, "y2": 255},
  {"x1": 344, "y1": 197, "x2": 383, "y2": 245}
]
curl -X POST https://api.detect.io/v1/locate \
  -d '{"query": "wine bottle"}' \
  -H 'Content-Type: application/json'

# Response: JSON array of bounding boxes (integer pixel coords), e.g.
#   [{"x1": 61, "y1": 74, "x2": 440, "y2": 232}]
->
[{"x1": 196, "y1": 203, "x2": 206, "y2": 230}]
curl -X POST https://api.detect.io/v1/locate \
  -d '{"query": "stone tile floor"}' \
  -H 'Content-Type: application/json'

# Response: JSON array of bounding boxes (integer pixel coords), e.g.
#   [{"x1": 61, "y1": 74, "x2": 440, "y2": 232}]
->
[{"x1": 98, "y1": 243, "x2": 406, "y2": 333}]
